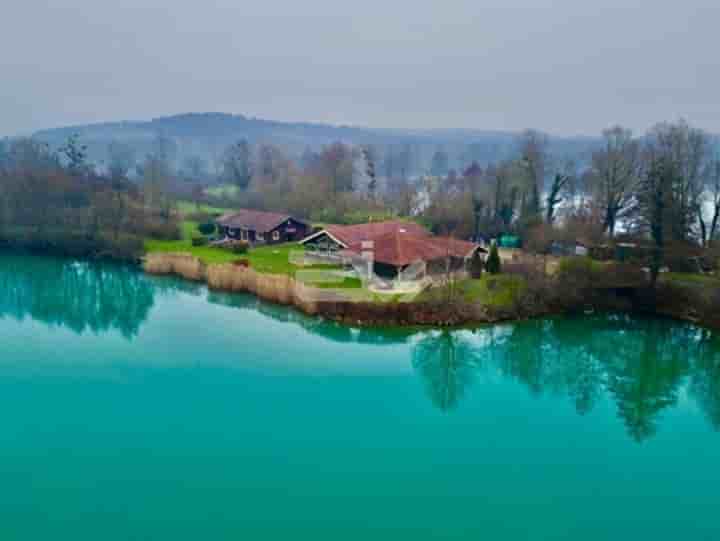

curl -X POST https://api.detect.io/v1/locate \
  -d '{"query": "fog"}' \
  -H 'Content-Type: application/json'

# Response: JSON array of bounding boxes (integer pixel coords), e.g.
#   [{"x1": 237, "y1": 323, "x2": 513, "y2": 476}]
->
[{"x1": 2, "y1": 0, "x2": 719, "y2": 136}]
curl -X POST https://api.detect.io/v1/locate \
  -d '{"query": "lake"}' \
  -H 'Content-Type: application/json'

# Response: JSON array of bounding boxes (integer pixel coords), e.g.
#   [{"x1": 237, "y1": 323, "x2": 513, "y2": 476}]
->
[{"x1": 1, "y1": 253, "x2": 719, "y2": 540}]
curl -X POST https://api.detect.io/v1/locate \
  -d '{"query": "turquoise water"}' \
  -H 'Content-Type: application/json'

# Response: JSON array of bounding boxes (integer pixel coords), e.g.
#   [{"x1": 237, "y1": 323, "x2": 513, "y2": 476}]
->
[{"x1": 1, "y1": 253, "x2": 719, "y2": 540}]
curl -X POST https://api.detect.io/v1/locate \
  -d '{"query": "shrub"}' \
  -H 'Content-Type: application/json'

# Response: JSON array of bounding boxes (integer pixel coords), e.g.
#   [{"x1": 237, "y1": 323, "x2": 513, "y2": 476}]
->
[
  {"x1": 191, "y1": 236, "x2": 209, "y2": 247},
  {"x1": 485, "y1": 243, "x2": 501, "y2": 274},
  {"x1": 103, "y1": 234, "x2": 145, "y2": 261},
  {"x1": 186, "y1": 211, "x2": 213, "y2": 223},
  {"x1": 557, "y1": 256, "x2": 594, "y2": 277},
  {"x1": 139, "y1": 220, "x2": 181, "y2": 241},
  {"x1": 230, "y1": 241, "x2": 249, "y2": 255},
  {"x1": 197, "y1": 222, "x2": 216, "y2": 236},
  {"x1": 470, "y1": 250, "x2": 484, "y2": 278},
  {"x1": 665, "y1": 254, "x2": 701, "y2": 273}
]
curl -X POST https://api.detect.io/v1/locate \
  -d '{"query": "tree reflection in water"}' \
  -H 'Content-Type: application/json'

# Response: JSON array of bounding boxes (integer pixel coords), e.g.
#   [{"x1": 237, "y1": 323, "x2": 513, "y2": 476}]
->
[
  {"x1": 0, "y1": 253, "x2": 155, "y2": 339},
  {"x1": 411, "y1": 330, "x2": 486, "y2": 412},
  {"x1": 3, "y1": 253, "x2": 719, "y2": 441},
  {"x1": 411, "y1": 315, "x2": 720, "y2": 441}
]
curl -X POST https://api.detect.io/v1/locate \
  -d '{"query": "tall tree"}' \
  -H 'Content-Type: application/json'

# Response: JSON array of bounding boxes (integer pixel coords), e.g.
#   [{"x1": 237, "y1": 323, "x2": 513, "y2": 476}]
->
[
  {"x1": 545, "y1": 168, "x2": 573, "y2": 225},
  {"x1": 221, "y1": 139, "x2": 254, "y2": 190},
  {"x1": 140, "y1": 149, "x2": 173, "y2": 223},
  {"x1": 589, "y1": 126, "x2": 641, "y2": 237},
  {"x1": 648, "y1": 120, "x2": 709, "y2": 243},
  {"x1": 361, "y1": 145, "x2": 378, "y2": 197},
  {"x1": 698, "y1": 159, "x2": 720, "y2": 245},
  {"x1": 318, "y1": 142, "x2": 354, "y2": 194},
  {"x1": 463, "y1": 162, "x2": 485, "y2": 240},
  {"x1": 518, "y1": 130, "x2": 549, "y2": 222},
  {"x1": 635, "y1": 153, "x2": 674, "y2": 286}
]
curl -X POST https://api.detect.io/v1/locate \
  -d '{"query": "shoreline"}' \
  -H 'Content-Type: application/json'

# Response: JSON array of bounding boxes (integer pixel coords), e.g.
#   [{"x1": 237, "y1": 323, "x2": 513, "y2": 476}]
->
[{"x1": 142, "y1": 252, "x2": 720, "y2": 331}]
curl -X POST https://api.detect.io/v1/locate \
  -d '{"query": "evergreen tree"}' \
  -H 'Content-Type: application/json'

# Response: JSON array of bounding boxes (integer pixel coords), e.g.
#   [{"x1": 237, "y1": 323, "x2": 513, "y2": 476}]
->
[
  {"x1": 470, "y1": 249, "x2": 484, "y2": 278},
  {"x1": 486, "y1": 242, "x2": 502, "y2": 274}
]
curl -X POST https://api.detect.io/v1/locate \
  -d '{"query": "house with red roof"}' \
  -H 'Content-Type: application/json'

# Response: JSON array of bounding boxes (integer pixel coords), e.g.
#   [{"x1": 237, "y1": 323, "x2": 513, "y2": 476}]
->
[{"x1": 300, "y1": 221, "x2": 485, "y2": 279}]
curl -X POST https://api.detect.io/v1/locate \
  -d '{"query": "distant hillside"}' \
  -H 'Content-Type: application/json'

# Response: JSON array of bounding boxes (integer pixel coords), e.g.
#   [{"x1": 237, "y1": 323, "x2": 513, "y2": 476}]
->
[{"x1": 33, "y1": 112, "x2": 604, "y2": 174}]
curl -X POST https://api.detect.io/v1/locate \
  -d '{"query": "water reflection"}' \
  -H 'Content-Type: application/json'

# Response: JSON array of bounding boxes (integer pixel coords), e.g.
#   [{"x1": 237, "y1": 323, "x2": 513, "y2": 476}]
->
[
  {"x1": 0, "y1": 253, "x2": 155, "y2": 338},
  {"x1": 411, "y1": 331, "x2": 485, "y2": 411},
  {"x1": 2, "y1": 253, "x2": 719, "y2": 440},
  {"x1": 409, "y1": 315, "x2": 720, "y2": 442}
]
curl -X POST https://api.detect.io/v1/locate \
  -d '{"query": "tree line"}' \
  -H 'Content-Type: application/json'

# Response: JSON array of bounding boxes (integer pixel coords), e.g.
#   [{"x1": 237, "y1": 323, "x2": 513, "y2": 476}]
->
[
  {"x1": 2, "y1": 119, "x2": 718, "y2": 269},
  {"x1": 0, "y1": 136, "x2": 180, "y2": 259}
]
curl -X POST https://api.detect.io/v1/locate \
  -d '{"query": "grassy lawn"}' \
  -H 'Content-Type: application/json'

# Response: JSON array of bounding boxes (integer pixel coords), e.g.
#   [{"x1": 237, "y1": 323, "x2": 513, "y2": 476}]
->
[
  {"x1": 145, "y1": 222, "x2": 343, "y2": 276},
  {"x1": 146, "y1": 219, "x2": 247, "y2": 265},
  {"x1": 247, "y1": 243, "x2": 306, "y2": 275},
  {"x1": 145, "y1": 238, "x2": 305, "y2": 271}
]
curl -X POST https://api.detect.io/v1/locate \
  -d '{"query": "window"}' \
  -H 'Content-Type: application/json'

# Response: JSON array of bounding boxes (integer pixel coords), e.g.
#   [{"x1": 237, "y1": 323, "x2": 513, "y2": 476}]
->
[
  {"x1": 256, "y1": 232, "x2": 264, "y2": 242},
  {"x1": 272, "y1": 231, "x2": 280, "y2": 241}
]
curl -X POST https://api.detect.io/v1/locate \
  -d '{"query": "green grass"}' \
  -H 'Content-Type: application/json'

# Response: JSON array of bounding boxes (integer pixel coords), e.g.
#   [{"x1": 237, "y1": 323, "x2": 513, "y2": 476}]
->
[
  {"x1": 145, "y1": 223, "x2": 343, "y2": 275},
  {"x1": 144, "y1": 239, "x2": 304, "y2": 271},
  {"x1": 176, "y1": 200, "x2": 233, "y2": 216},
  {"x1": 662, "y1": 272, "x2": 720, "y2": 287},
  {"x1": 246, "y1": 243, "x2": 306, "y2": 275},
  {"x1": 314, "y1": 277, "x2": 363, "y2": 289},
  {"x1": 418, "y1": 275, "x2": 526, "y2": 307},
  {"x1": 145, "y1": 219, "x2": 244, "y2": 264},
  {"x1": 205, "y1": 184, "x2": 240, "y2": 199},
  {"x1": 181, "y1": 221, "x2": 200, "y2": 239}
]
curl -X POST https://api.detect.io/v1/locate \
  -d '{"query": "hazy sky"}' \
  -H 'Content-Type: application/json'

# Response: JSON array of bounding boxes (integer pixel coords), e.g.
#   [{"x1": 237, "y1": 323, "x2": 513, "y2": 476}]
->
[{"x1": 2, "y1": 0, "x2": 718, "y2": 136}]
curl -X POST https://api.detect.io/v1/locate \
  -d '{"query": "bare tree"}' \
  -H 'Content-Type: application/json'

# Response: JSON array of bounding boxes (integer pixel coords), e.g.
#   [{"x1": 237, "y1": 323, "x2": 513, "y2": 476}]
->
[
  {"x1": 221, "y1": 139, "x2": 253, "y2": 190},
  {"x1": 694, "y1": 156, "x2": 720, "y2": 246},
  {"x1": 699, "y1": 159, "x2": 720, "y2": 244},
  {"x1": 589, "y1": 126, "x2": 641, "y2": 237},
  {"x1": 648, "y1": 120, "x2": 709, "y2": 243},
  {"x1": 518, "y1": 130, "x2": 549, "y2": 221},
  {"x1": 545, "y1": 171, "x2": 572, "y2": 225}
]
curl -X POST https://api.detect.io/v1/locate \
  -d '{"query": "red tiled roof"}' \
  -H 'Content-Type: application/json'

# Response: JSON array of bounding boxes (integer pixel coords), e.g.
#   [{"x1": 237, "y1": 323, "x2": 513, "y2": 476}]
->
[
  {"x1": 323, "y1": 221, "x2": 428, "y2": 247},
  {"x1": 344, "y1": 231, "x2": 483, "y2": 267},
  {"x1": 217, "y1": 209, "x2": 303, "y2": 233}
]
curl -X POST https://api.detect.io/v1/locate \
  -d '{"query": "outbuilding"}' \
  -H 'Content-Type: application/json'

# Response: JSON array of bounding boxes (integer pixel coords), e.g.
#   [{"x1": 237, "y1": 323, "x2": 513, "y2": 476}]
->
[{"x1": 216, "y1": 209, "x2": 309, "y2": 245}]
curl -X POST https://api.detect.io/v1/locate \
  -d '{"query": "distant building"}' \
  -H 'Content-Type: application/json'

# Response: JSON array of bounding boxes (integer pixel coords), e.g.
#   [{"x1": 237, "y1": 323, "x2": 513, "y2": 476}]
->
[
  {"x1": 216, "y1": 210, "x2": 309, "y2": 245},
  {"x1": 549, "y1": 240, "x2": 589, "y2": 257}
]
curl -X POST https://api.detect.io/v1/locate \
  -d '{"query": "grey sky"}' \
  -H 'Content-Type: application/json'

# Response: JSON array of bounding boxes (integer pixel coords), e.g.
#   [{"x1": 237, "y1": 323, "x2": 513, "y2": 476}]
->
[{"x1": 2, "y1": 0, "x2": 718, "y2": 136}]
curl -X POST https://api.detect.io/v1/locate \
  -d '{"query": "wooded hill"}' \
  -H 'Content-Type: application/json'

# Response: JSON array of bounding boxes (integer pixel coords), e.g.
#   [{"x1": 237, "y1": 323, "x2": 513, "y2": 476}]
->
[{"x1": 31, "y1": 112, "x2": 604, "y2": 175}]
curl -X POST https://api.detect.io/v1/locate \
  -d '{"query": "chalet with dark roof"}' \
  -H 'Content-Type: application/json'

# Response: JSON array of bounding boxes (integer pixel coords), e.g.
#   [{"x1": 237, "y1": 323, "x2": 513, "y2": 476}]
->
[{"x1": 216, "y1": 210, "x2": 309, "y2": 245}]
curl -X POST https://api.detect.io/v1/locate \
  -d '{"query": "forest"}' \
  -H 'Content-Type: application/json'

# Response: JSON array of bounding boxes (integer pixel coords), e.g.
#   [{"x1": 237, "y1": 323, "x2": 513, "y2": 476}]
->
[{"x1": 1, "y1": 118, "x2": 720, "y2": 281}]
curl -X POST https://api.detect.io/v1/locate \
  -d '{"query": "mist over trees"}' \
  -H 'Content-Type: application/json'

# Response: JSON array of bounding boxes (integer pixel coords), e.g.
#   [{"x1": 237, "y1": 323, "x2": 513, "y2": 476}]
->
[{"x1": 2, "y1": 112, "x2": 719, "y2": 268}]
